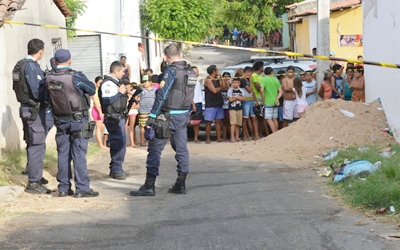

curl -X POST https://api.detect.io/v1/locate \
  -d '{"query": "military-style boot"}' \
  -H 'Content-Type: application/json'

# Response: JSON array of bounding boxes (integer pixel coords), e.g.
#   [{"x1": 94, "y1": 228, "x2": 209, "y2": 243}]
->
[
  {"x1": 130, "y1": 173, "x2": 156, "y2": 196},
  {"x1": 168, "y1": 172, "x2": 187, "y2": 194}
]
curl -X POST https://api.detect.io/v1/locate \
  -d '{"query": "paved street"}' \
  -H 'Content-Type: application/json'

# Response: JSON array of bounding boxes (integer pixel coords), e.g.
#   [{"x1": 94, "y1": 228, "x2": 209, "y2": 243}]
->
[{"x1": 0, "y1": 150, "x2": 398, "y2": 249}]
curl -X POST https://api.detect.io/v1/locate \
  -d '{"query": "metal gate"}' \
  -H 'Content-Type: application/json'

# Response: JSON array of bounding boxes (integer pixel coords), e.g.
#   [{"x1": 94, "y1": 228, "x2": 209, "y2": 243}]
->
[{"x1": 68, "y1": 35, "x2": 102, "y2": 82}]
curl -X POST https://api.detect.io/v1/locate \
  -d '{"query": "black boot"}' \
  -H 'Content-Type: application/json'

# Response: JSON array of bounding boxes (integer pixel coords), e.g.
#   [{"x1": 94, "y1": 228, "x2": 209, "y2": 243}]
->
[
  {"x1": 168, "y1": 172, "x2": 187, "y2": 194},
  {"x1": 130, "y1": 173, "x2": 156, "y2": 196}
]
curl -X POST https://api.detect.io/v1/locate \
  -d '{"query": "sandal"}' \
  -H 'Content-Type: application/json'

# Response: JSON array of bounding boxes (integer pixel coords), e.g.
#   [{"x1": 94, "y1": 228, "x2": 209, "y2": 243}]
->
[{"x1": 140, "y1": 143, "x2": 148, "y2": 147}]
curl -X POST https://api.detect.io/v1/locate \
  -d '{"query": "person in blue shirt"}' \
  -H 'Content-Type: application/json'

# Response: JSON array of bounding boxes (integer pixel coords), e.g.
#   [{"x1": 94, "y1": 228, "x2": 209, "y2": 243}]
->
[
  {"x1": 130, "y1": 44, "x2": 195, "y2": 197},
  {"x1": 13, "y1": 39, "x2": 50, "y2": 194},
  {"x1": 46, "y1": 49, "x2": 99, "y2": 198},
  {"x1": 232, "y1": 27, "x2": 239, "y2": 46}
]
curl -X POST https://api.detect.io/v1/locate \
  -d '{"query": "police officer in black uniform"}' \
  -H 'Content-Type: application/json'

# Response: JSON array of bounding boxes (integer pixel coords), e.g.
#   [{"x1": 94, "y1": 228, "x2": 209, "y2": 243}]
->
[
  {"x1": 12, "y1": 38, "x2": 50, "y2": 194},
  {"x1": 130, "y1": 44, "x2": 196, "y2": 196},
  {"x1": 99, "y1": 61, "x2": 129, "y2": 180},
  {"x1": 46, "y1": 49, "x2": 99, "y2": 198}
]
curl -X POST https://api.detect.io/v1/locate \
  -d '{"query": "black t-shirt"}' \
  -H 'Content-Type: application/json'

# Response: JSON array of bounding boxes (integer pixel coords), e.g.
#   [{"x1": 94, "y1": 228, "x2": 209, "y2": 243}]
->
[{"x1": 228, "y1": 88, "x2": 244, "y2": 110}]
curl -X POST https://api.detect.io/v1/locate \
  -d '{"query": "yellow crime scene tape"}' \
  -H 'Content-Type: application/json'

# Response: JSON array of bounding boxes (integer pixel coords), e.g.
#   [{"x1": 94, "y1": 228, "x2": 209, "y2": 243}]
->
[{"x1": 4, "y1": 20, "x2": 400, "y2": 70}]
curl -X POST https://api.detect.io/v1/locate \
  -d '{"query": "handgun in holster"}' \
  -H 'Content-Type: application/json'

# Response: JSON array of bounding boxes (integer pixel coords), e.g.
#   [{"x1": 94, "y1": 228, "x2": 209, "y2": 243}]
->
[
  {"x1": 71, "y1": 121, "x2": 96, "y2": 140},
  {"x1": 105, "y1": 114, "x2": 121, "y2": 132},
  {"x1": 28, "y1": 99, "x2": 40, "y2": 121}
]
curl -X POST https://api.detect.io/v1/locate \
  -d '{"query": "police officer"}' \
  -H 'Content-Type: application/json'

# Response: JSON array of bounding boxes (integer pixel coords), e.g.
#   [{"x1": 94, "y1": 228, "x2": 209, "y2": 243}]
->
[
  {"x1": 12, "y1": 38, "x2": 50, "y2": 194},
  {"x1": 130, "y1": 44, "x2": 196, "y2": 196},
  {"x1": 46, "y1": 49, "x2": 99, "y2": 198},
  {"x1": 99, "y1": 61, "x2": 129, "y2": 180}
]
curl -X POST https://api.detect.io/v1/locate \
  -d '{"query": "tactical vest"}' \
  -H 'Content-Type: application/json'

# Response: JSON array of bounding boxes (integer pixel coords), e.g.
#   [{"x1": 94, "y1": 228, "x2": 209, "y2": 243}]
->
[
  {"x1": 98, "y1": 75, "x2": 128, "y2": 114},
  {"x1": 163, "y1": 64, "x2": 196, "y2": 110},
  {"x1": 46, "y1": 69, "x2": 89, "y2": 116},
  {"x1": 12, "y1": 58, "x2": 34, "y2": 103}
]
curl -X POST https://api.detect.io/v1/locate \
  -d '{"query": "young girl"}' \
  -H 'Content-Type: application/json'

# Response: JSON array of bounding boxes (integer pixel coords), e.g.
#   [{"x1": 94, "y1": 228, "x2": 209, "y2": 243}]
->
[
  {"x1": 91, "y1": 76, "x2": 108, "y2": 149},
  {"x1": 318, "y1": 70, "x2": 333, "y2": 100},
  {"x1": 126, "y1": 83, "x2": 140, "y2": 148},
  {"x1": 350, "y1": 66, "x2": 365, "y2": 102},
  {"x1": 293, "y1": 77, "x2": 308, "y2": 118},
  {"x1": 343, "y1": 67, "x2": 354, "y2": 101}
]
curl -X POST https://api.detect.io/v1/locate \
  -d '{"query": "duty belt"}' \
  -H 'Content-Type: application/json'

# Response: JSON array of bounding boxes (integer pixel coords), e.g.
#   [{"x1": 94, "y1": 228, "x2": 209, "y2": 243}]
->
[{"x1": 56, "y1": 110, "x2": 89, "y2": 121}]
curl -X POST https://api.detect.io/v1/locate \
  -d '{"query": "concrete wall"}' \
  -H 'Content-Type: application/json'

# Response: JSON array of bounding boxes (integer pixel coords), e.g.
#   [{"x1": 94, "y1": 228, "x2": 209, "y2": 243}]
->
[
  {"x1": 330, "y1": 6, "x2": 363, "y2": 59},
  {"x1": 363, "y1": 0, "x2": 400, "y2": 141},
  {"x1": 74, "y1": 0, "x2": 161, "y2": 83},
  {"x1": 281, "y1": 13, "x2": 290, "y2": 49},
  {"x1": 0, "y1": 1, "x2": 67, "y2": 153},
  {"x1": 308, "y1": 15, "x2": 317, "y2": 53}
]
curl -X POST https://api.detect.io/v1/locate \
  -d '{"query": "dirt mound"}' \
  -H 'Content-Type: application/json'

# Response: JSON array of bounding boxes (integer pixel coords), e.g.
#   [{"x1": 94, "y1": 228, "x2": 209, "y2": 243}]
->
[{"x1": 194, "y1": 99, "x2": 396, "y2": 163}]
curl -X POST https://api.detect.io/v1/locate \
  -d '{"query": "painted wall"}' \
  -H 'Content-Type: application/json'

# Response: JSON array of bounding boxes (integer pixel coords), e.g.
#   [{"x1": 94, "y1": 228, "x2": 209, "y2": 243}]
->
[
  {"x1": 308, "y1": 15, "x2": 317, "y2": 54},
  {"x1": 363, "y1": 0, "x2": 400, "y2": 142},
  {"x1": 0, "y1": 1, "x2": 67, "y2": 153},
  {"x1": 281, "y1": 13, "x2": 290, "y2": 49},
  {"x1": 294, "y1": 17, "x2": 310, "y2": 56},
  {"x1": 74, "y1": 0, "x2": 162, "y2": 83},
  {"x1": 330, "y1": 6, "x2": 363, "y2": 59}
]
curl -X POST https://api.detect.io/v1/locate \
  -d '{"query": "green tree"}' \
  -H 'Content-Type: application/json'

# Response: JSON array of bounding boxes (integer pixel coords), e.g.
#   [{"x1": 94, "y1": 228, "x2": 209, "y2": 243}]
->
[
  {"x1": 64, "y1": 0, "x2": 86, "y2": 38},
  {"x1": 141, "y1": 0, "x2": 214, "y2": 42},
  {"x1": 225, "y1": 0, "x2": 300, "y2": 49}
]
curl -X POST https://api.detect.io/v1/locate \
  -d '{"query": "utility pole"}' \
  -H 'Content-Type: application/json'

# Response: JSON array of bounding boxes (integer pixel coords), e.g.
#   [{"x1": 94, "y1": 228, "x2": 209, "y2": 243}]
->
[{"x1": 316, "y1": 0, "x2": 330, "y2": 100}]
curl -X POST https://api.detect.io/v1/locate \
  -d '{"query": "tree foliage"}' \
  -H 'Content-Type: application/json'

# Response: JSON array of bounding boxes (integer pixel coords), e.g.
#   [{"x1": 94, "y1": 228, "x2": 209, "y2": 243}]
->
[
  {"x1": 141, "y1": 0, "x2": 214, "y2": 42},
  {"x1": 64, "y1": 0, "x2": 87, "y2": 38}
]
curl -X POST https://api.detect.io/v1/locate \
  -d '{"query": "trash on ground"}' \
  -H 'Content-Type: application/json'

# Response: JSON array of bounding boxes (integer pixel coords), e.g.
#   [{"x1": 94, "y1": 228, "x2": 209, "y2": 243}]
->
[
  {"x1": 378, "y1": 233, "x2": 400, "y2": 241},
  {"x1": 379, "y1": 147, "x2": 396, "y2": 158},
  {"x1": 343, "y1": 158, "x2": 351, "y2": 164},
  {"x1": 329, "y1": 136, "x2": 334, "y2": 140},
  {"x1": 377, "y1": 107, "x2": 384, "y2": 111},
  {"x1": 390, "y1": 206, "x2": 395, "y2": 214},
  {"x1": 317, "y1": 168, "x2": 332, "y2": 177},
  {"x1": 358, "y1": 145, "x2": 368, "y2": 153},
  {"x1": 376, "y1": 207, "x2": 387, "y2": 214},
  {"x1": 323, "y1": 148, "x2": 338, "y2": 161},
  {"x1": 333, "y1": 160, "x2": 379, "y2": 182},
  {"x1": 380, "y1": 126, "x2": 393, "y2": 135},
  {"x1": 339, "y1": 109, "x2": 355, "y2": 117},
  {"x1": 374, "y1": 161, "x2": 382, "y2": 168},
  {"x1": 370, "y1": 134, "x2": 377, "y2": 141}
]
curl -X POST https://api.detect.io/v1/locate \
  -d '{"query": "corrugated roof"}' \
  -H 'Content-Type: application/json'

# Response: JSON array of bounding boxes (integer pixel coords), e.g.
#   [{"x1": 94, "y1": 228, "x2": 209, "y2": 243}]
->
[
  {"x1": 0, "y1": 0, "x2": 71, "y2": 28},
  {"x1": 287, "y1": 0, "x2": 362, "y2": 18}
]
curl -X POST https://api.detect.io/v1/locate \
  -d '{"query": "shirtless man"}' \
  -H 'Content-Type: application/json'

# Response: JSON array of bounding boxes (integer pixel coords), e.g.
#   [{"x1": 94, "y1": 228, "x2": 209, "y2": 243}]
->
[{"x1": 281, "y1": 66, "x2": 298, "y2": 128}]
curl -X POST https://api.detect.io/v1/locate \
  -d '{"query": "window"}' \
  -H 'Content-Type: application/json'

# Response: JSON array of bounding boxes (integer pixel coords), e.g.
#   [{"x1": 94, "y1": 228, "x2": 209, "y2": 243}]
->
[{"x1": 51, "y1": 38, "x2": 62, "y2": 55}]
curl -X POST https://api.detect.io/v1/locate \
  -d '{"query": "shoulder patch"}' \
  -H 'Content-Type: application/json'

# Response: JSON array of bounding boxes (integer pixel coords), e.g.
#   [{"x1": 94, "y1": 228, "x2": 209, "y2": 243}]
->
[
  {"x1": 163, "y1": 73, "x2": 168, "y2": 79},
  {"x1": 160, "y1": 80, "x2": 166, "y2": 88}
]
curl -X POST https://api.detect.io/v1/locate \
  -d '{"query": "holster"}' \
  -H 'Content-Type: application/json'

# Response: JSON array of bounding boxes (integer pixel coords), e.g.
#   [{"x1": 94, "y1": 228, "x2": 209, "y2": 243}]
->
[
  {"x1": 26, "y1": 100, "x2": 40, "y2": 121},
  {"x1": 105, "y1": 114, "x2": 121, "y2": 132},
  {"x1": 154, "y1": 113, "x2": 171, "y2": 139},
  {"x1": 71, "y1": 121, "x2": 96, "y2": 140}
]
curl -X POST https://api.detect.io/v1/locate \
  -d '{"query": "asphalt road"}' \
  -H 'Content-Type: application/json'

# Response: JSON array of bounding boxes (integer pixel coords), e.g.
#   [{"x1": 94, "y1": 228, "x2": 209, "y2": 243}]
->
[
  {"x1": 0, "y1": 153, "x2": 398, "y2": 249},
  {"x1": 0, "y1": 47, "x2": 398, "y2": 249}
]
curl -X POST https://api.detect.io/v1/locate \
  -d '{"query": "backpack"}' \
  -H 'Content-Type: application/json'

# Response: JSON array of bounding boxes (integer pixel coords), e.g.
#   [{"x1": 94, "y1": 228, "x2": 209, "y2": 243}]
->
[{"x1": 12, "y1": 58, "x2": 34, "y2": 103}]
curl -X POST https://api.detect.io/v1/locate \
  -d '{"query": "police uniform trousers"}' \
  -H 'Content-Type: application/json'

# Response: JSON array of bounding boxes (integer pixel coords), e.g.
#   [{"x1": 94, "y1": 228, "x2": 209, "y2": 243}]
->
[
  {"x1": 55, "y1": 117, "x2": 91, "y2": 193},
  {"x1": 20, "y1": 106, "x2": 46, "y2": 182},
  {"x1": 146, "y1": 112, "x2": 190, "y2": 176},
  {"x1": 104, "y1": 117, "x2": 126, "y2": 174}
]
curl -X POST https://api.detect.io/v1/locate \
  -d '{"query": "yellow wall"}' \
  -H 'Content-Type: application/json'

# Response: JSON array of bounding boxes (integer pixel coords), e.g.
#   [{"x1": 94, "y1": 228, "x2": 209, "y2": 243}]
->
[
  {"x1": 295, "y1": 18, "x2": 310, "y2": 56},
  {"x1": 330, "y1": 6, "x2": 363, "y2": 60}
]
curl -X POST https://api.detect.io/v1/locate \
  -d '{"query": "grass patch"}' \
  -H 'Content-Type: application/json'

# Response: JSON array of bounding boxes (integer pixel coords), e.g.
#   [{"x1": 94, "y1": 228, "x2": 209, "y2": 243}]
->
[
  {"x1": 325, "y1": 144, "x2": 400, "y2": 211},
  {"x1": 0, "y1": 143, "x2": 103, "y2": 186}
]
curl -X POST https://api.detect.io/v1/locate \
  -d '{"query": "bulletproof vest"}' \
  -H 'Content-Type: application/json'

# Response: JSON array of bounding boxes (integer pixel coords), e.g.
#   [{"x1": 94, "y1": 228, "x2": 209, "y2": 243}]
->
[
  {"x1": 163, "y1": 63, "x2": 196, "y2": 110},
  {"x1": 12, "y1": 58, "x2": 34, "y2": 103},
  {"x1": 99, "y1": 75, "x2": 128, "y2": 114},
  {"x1": 46, "y1": 69, "x2": 90, "y2": 116}
]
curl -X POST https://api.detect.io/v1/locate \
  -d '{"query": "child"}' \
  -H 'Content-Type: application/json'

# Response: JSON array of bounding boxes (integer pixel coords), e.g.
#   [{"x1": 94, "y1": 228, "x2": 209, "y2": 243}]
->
[
  {"x1": 126, "y1": 82, "x2": 140, "y2": 148},
  {"x1": 331, "y1": 64, "x2": 344, "y2": 99},
  {"x1": 293, "y1": 77, "x2": 308, "y2": 118},
  {"x1": 91, "y1": 76, "x2": 108, "y2": 149},
  {"x1": 138, "y1": 75, "x2": 156, "y2": 147},
  {"x1": 318, "y1": 70, "x2": 333, "y2": 100},
  {"x1": 343, "y1": 67, "x2": 354, "y2": 101},
  {"x1": 221, "y1": 72, "x2": 231, "y2": 141},
  {"x1": 282, "y1": 66, "x2": 298, "y2": 127},
  {"x1": 302, "y1": 70, "x2": 317, "y2": 106},
  {"x1": 227, "y1": 78, "x2": 245, "y2": 142}
]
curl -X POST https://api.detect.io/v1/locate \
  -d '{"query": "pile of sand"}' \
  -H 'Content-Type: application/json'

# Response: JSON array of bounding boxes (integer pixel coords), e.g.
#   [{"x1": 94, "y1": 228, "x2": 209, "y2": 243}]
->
[{"x1": 192, "y1": 99, "x2": 396, "y2": 163}]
